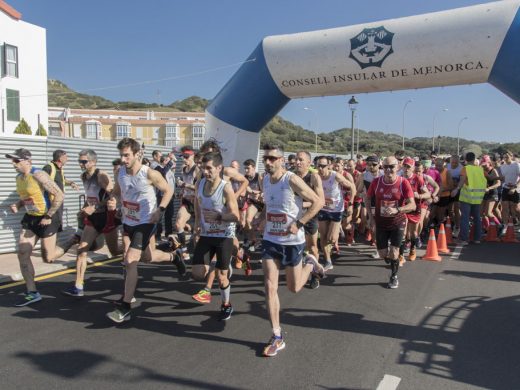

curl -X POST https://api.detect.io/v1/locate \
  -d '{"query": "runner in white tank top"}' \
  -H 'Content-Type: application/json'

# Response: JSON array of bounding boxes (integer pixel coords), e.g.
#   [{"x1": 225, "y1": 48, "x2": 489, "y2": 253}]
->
[
  {"x1": 259, "y1": 143, "x2": 325, "y2": 358},
  {"x1": 191, "y1": 152, "x2": 239, "y2": 321},
  {"x1": 316, "y1": 156, "x2": 356, "y2": 271},
  {"x1": 106, "y1": 137, "x2": 185, "y2": 324}
]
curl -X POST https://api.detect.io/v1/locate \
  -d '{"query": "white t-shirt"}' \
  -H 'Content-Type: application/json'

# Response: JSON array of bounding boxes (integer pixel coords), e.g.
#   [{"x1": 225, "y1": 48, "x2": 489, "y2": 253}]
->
[{"x1": 499, "y1": 162, "x2": 520, "y2": 189}]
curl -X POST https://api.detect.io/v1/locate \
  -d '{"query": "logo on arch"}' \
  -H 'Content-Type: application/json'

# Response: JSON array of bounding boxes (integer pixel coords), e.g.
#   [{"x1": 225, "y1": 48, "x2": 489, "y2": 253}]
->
[{"x1": 349, "y1": 26, "x2": 394, "y2": 69}]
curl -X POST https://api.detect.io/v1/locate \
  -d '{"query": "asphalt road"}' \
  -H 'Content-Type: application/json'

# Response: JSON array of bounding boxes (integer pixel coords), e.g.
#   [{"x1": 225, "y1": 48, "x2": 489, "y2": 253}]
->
[{"x1": 1, "y1": 241, "x2": 519, "y2": 390}]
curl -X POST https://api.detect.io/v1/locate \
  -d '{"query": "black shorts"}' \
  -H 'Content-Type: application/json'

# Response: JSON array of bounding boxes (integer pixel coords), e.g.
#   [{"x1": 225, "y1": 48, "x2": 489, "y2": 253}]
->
[
  {"x1": 318, "y1": 210, "x2": 342, "y2": 222},
  {"x1": 304, "y1": 218, "x2": 319, "y2": 235},
  {"x1": 436, "y1": 196, "x2": 451, "y2": 207},
  {"x1": 502, "y1": 189, "x2": 519, "y2": 203},
  {"x1": 123, "y1": 223, "x2": 157, "y2": 251},
  {"x1": 192, "y1": 236, "x2": 234, "y2": 270},
  {"x1": 246, "y1": 199, "x2": 264, "y2": 213},
  {"x1": 376, "y1": 222, "x2": 406, "y2": 250},
  {"x1": 181, "y1": 198, "x2": 195, "y2": 215},
  {"x1": 21, "y1": 213, "x2": 61, "y2": 238},
  {"x1": 483, "y1": 191, "x2": 499, "y2": 202},
  {"x1": 85, "y1": 211, "x2": 121, "y2": 234}
]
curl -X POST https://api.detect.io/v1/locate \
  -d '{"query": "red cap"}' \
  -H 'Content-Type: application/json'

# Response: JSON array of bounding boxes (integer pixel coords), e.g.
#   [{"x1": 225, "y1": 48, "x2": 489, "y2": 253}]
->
[{"x1": 403, "y1": 157, "x2": 415, "y2": 167}]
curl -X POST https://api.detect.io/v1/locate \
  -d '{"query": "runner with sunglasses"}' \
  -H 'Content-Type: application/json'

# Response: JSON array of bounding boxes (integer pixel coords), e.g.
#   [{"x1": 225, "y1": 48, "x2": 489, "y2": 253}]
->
[
  {"x1": 62, "y1": 149, "x2": 123, "y2": 297},
  {"x1": 259, "y1": 143, "x2": 324, "y2": 357},
  {"x1": 366, "y1": 156, "x2": 416, "y2": 289},
  {"x1": 317, "y1": 156, "x2": 356, "y2": 270},
  {"x1": 6, "y1": 148, "x2": 66, "y2": 306}
]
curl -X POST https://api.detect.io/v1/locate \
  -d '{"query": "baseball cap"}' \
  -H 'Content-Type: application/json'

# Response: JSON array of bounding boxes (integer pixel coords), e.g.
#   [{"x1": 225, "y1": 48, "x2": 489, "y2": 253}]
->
[
  {"x1": 403, "y1": 157, "x2": 415, "y2": 167},
  {"x1": 366, "y1": 155, "x2": 379, "y2": 163},
  {"x1": 5, "y1": 148, "x2": 32, "y2": 160}
]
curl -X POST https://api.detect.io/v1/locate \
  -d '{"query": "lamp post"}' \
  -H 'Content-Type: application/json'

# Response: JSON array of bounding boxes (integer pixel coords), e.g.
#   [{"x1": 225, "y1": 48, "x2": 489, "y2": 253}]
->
[
  {"x1": 432, "y1": 108, "x2": 448, "y2": 152},
  {"x1": 348, "y1": 96, "x2": 358, "y2": 159},
  {"x1": 457, "y1": 116, "x2": 468, "y2": 156},
  {"x1": 303, "y1": 107, "x2": 318, "y2": 153},
  {"x1": 356, "y1": 113, "x2": 360, "y2": 156},
  {"x1": 402, "y1": 99, "x2": 412, "y2": 150}
]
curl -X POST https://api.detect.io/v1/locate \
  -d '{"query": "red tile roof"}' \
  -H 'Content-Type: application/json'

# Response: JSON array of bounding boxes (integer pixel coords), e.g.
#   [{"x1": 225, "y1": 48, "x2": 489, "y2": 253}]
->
[{"x1": 0, "y1": 1, "x2": 21, "y2": 20}]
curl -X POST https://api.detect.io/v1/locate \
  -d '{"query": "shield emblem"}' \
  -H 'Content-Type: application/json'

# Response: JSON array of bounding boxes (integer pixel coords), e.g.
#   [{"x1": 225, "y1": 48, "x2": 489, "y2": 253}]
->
[{"x1": 349, "y1": 26, "x2": 394, "y2": 69}]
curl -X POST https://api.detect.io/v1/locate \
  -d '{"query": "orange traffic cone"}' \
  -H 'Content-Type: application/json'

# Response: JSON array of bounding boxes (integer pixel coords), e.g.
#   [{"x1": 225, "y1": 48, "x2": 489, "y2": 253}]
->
[
  {"x1": 445, "y1": 217, "x2": 454, "y2": 245},
  {"x1": 501, "y1": 219, "x2": 519, "y2": 243},
  {"x1": 485, "y1": 221, "x2": 501, "y2": 242},
  {"x1": 422, "y1": 229, "x2": 442, "y2": 261},
  {"x1": 437, "y1": 224, "x2": 450, "y2": 254}
]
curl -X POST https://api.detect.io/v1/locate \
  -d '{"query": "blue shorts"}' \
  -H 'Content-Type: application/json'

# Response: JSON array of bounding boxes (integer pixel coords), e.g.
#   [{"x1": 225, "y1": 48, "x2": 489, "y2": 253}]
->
[
  {"x1": 261, "y1": 240, "x2": 305, "y2": 268},
  {"x1": 318, "y1": 210, "x2": 342, "y2": 222}
]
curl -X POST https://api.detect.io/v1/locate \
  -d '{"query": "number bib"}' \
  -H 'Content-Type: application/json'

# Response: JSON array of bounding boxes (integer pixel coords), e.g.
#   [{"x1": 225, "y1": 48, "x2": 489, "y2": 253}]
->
[
  {"x1": 380, "y1": 200, "x2": 397, "y2": 217},
  {"x1": 23, "y1": 198, "x2": 38, "y2": 213},
  {"x1": 266, "y1": 213, "x2": 288, "y2": 236},
  {"x1": 123, "y1": 201, "x2": 141, "y2": 222},
  {"x1": 324, "y1": 197, "x2": 334, "y2": 210}
]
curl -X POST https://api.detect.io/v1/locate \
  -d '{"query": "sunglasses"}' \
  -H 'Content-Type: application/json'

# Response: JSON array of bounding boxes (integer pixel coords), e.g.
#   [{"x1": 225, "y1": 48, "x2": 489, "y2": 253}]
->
[
  {"x1": 12, "y1": 158, "x2": 22, "y2": 164},
  {"x1": 182, "y1": 154, "x2": 192, "y2": 159},
  {"x1": 403, "y1": 164, "x2": 413, "y2": 169},
  {"x1": 368, "y1": 163, "x2": 379, "y2": 167},
  {"x1": 383, "y1": 165, "x2": 396, "y2": 170},
  {"x1": 317, "y1": 164, "x2": 329, "y2": 168},
  {"x1": 78, "y1": 159, "x2": 89, "y2": 164},
  {"x1": 262, "y1": 155, "x2": 281, "y2": 162}
]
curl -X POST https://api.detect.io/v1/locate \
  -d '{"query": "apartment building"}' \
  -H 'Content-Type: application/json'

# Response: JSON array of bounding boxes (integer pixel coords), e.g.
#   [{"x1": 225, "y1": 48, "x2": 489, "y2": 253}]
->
[
  {"x1": 0, "y1": 1, "x2": 48, "y2": 135},
  {"x1": 48, "y1": 107, "x2": 206, "y2": 149}
]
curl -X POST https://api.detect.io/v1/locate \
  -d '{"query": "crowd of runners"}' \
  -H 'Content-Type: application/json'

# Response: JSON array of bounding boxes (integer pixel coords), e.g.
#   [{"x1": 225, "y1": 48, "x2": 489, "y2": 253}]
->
[{"x1": 5, "y1": 139, "x2": 520, "y2": 357}]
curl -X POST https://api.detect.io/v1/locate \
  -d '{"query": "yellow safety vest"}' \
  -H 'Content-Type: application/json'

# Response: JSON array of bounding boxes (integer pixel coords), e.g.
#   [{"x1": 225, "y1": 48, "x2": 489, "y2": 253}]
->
[{"x1": 459, "y1": 165, "x2": 487, "y2": 204}]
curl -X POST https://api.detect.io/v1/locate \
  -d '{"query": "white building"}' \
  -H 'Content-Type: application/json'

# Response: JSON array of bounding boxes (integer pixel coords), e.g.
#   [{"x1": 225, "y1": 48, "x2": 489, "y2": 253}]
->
[{"x1": 0, "y1": 1, "x2": 48, "y2": 135}]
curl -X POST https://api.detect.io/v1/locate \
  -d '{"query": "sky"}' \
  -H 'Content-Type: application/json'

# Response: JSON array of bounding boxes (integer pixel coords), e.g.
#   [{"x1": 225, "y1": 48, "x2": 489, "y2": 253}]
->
[{"x1": 9, "y1": 0, "x2": 520, "y2": 144}]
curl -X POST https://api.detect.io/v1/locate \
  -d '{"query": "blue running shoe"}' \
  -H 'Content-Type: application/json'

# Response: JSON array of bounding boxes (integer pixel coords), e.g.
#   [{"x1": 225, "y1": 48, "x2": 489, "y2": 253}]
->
[
  {"x1": 15, "y1": 291, "x2": 42, "y2": 307},
  {"x1": 62, "y1": 285, "x2": 84, "y2": 297}
]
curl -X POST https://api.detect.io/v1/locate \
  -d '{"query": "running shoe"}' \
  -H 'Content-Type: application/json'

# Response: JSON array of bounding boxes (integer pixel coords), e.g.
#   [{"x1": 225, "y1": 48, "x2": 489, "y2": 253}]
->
[
  {"x1": 263, "y1": 335, "x2": 286, "y2": 357},
  {"x1": 106, "y1": 307, "x2": 131, "y2": 323},
  {"x1": 192, "y1": 288, "x2": 211, "y2": 304},
  {"x1": 323, "y1": 261, "x2": 333, "y2": 272},
  {"x1": 398, "y1": 254, "x2": 406, "y2": 267},
  {"x1": 387, "y1": 276, "x2": 399, "y2": 289},
  {"x1": 61, "y1": 285, "x2": 84, "y2": 297},
  {"x1": 14, "y1": 291, "x2": 42, "y2": 307},
  {"x1": 171, "y1": 250, "x2": 187, "y2": 277},
  {"x1": 305, "y1": 254, "x2": 325, "y2": 278},
  {"x1": 219, "y1": 303, "x2": 233, "y2": 321},
  {"x1": 113, "y1": 296, "x2": 137, "y2": 305},
  {"x1": 309, "y1": 275, "x2": 320, "y2": 289},
  {"x1": 371, "y1": 251, "x2": 380, "y2": 259},
  {"x1": 408, "y1": 248, "x2": 417, "y2": 261}
]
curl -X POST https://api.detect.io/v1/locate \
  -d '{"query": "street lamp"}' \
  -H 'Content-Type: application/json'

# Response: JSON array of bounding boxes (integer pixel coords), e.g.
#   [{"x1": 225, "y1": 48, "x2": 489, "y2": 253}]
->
[
  {"x1": 303, "y1": 107, "x2": 318, "y2": 153},
  {"x1": 457, "y1": 116, "x2": 468, "y2": 156},
  {"x1": 432, "y1": 108, "x2": 448, "y2": 152},
  {"x1": 348, "y1": 96, "x2": 358, "y2": 159},
  {"x1": 356, "y1": 113, "x2": 360, "y2": 156},
  {"x1": 402, "y1": 99, "x2": 412, "y2": 150}
]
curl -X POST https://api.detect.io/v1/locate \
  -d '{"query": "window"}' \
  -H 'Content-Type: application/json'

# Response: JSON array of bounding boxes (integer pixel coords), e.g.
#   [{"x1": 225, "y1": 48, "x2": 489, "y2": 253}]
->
[
  {"x1": 116, "y1": 122, "x2": 131, "y2": 139},
  {"x1": 193, "y1": 139, "x2": 203, "y2": 149},
  {"x1": 165, "y1": 139, "x2": 178, "y2": 148},
  {"x1": 6, "y1": 89, "x2": 20, "y2": 121},
  {"x1": 3, "y1": 44, "x2": 18, "y2": 77},
  {"x1": 49, "y1": 125, "x2": 62, "y2": 137},
  {"x1": 192, "y1": 125, "x2": 205, "y2": 139},
  {"x1": 165, "y1": 123, "x2": 179, "y2": 140},
  {"x1": 86, "y1": 121, "x2": 101, "y2": 139}
]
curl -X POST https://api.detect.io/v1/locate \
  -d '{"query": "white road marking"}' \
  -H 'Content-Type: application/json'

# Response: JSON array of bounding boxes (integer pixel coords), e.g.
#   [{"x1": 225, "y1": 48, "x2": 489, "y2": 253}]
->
[
  {"x1": 450, "y1": 245, "x2": 463, "y2": 260},
  {"x1": 376, "y1": 374, "x2": 401, "y2": 390}
]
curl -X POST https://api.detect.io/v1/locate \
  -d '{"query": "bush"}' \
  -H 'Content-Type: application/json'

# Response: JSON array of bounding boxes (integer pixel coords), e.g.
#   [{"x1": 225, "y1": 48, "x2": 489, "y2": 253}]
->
[
  {"x1": 14, "y1": 118, "x2": 32, "y2": 135},
  {"x1": 35, "y1": 124, "x2": 47, "y2": 136}
]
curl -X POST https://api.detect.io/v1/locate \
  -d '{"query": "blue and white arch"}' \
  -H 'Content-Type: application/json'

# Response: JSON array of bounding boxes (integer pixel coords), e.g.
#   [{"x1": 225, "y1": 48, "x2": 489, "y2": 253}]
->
[{"x1": 206, "y1": 0, "x2": 520, "y2": 164}]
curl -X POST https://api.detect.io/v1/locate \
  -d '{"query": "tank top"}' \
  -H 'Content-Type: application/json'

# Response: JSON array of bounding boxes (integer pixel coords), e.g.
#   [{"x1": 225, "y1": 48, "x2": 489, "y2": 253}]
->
[
  {"x1": 16, "y1": 167, "x2": 49, "y2": 216},
  {"x1": 368, "y1": 176, "x2": 412, "y2": 230},
  {"x1": 447, "y1": 164, "x2": 462, "y2": 185},
  {"x1": 321, "y1": 171, "x2": 344, "y2": 213},
  {"x1": 118, "y1": 165, "x2": 157, "y2": 225},
  {"x1": 485, "y1": 168, "x2": 498, "y2": 197},
  {"x1": 197, "y1": 178, "x2": 236, "y2": 238},
  {"x1": 247, "y1": 173, "x2": 260, "y2": 192},
  {"x1": 182, "y1": 164, "x2": 197, "y2": 199},
  {"x1": 263, "y1": 171, "x2": 304, "y2": 245},
  {"x1": 439, "y1": 169, "x2": 451, "y2": 197},
  {"x1": 82, "y1": 169, "x2": 107, "y2": 213}
]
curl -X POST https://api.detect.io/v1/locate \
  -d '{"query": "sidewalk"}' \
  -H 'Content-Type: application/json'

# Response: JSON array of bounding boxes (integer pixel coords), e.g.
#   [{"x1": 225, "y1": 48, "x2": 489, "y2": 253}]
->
[{"x1": 0, "y1": 244, "x2": 116, "y2": 284}]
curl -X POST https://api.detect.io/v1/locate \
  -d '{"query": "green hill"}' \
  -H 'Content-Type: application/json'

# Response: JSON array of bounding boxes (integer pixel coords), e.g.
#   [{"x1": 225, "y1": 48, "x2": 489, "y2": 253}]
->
[{"x1": 47, "y1": 80, "x2": 519, "y2": 156}]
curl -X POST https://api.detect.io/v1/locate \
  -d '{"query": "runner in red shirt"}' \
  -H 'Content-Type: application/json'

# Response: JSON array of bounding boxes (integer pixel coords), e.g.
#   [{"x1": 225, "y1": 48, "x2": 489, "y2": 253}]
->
[
  {"x1": 401, "y1": 158, "x2": 431, "y2": 261},
  {"x1": 344, "y1": 159, "x2": 364, "y2": 245},
  {"x1": 366, "y1": 156, "x2": 416, "y2": 289}
]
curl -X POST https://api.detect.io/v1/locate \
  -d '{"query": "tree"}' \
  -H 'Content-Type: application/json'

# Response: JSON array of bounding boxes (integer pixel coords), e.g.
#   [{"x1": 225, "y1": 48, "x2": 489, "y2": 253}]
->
[
  {"x1": 14, "y1": 118, "x2": 32, "y2": 135},
  {"x1": 462, "y1": 143, "x2": 482, "y2": 157},
  {"x1": 35, "y1": 124, "x2": 47, "y2": 136}
]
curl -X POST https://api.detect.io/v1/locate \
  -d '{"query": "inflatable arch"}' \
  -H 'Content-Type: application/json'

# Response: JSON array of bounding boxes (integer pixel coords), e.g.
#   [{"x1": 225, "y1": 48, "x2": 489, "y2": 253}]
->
[{"x1": 206, "y1": 0, "x2": 520, "y2": 164}]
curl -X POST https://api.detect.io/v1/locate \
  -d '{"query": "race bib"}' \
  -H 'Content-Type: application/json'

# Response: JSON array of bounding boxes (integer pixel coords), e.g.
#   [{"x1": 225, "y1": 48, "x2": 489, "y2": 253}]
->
[
  {"x1": 23, "y1": 198, "x2": 38, "y2": 213},
  {"x1": 324, "y1": 197, "x2": 334, "y2": 210},
  {"x1": 87, "y1": 196, "x2": 99, "y2": 206},
  {"x1": 123, "y1": 201, "x2": 140, "y2": 222},
  {"x1": 203, "y1": 208, "x2": 225, "y2": 235},
  {"x1": 267, "y1": 212, "x2": 288, "y2": 236},
  {"x1": 380, "y1": 200, "x2": 397, "y2": 217}
]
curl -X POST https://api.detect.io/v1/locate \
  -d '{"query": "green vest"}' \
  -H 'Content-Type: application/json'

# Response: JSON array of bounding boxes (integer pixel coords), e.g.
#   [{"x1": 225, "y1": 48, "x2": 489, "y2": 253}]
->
[{"x1": 459, "y1": 165, "x2": 486, "y2": 204}]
